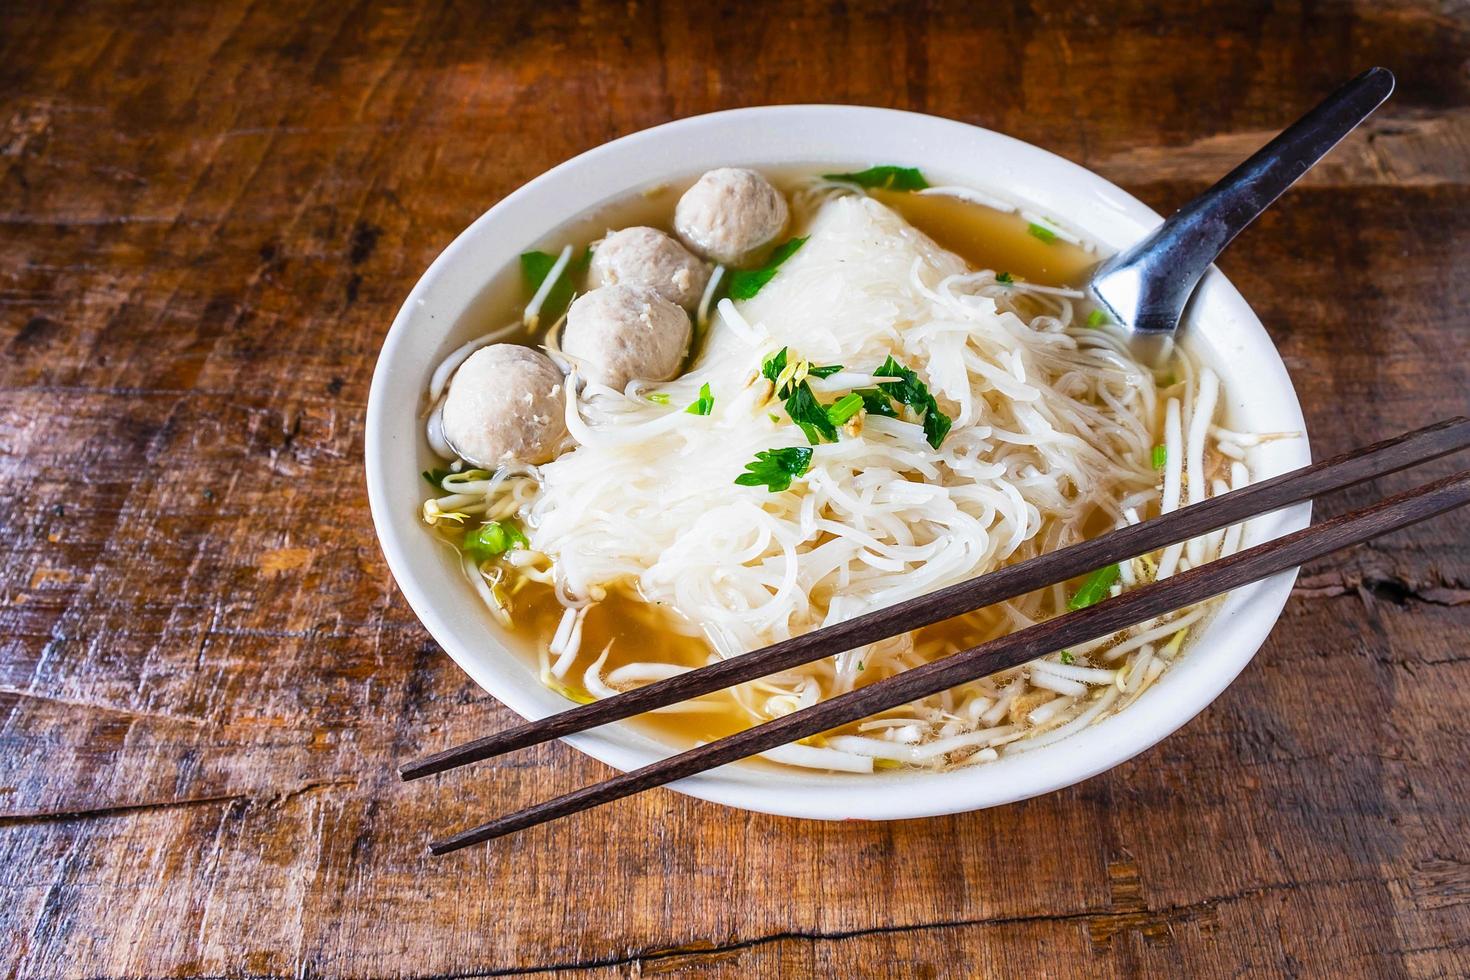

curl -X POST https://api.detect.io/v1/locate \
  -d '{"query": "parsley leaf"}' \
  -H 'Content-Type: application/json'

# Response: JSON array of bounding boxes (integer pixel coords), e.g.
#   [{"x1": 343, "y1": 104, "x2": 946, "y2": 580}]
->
[
  {"x1": 822, "y1": 165, "x2": 930, "y2": 191},
  {"x1": 1067, "y1": 564, "x2": 1121, "y2": 611},
  {"x1": 784, "y1": 381, "x2": 838, "y2": 444},
  {"x1": 734, "y1": 447, "x2": 814, "y2": 492},
  {"x1": 857, "y1": 388, "x2": 898, "y2": 418},
  {"x1": 421, "y1": 468, "x2": 451, "y2": 489},
  {"x1": 729, "y1": 237, "x2": 807, "y2": 301},
  {"x1": 826, "y1": 393, "x2": 864, "y2": 426},
  {"x1": 520, "y1": 247, "x2": 591, "y2": 325},
  {"x1": 1059, "y1": 650, "x2": 1075, "y2": 665},
  {"x1": 996, "y1": 271, "x2": 1014, "y2": 285},
  {"x1": 761, "y1": 347, "x2": 789, "y2": 387},
  {"x1": 807, "y1": 363, "x2": 844, "y2": 379},
  {"x1": 685, "y1": 382, "x2": 714, "y2": 416},
  {"x1": 874, "y1": 356, "x2": 953, "y2": 449},
  {"x1": 922, "y1": 406, "x2": 953, "y2": 448},
  {"x1": 1027, "y1": 223, "x2": 1058, "y2": 244}
]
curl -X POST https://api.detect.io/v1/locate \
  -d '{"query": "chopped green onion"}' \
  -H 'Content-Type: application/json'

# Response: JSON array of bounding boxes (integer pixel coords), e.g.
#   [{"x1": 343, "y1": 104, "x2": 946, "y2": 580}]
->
[
  {"x1": 826, "y1": 393, "x2": 864, "y2": 426},
  {"x1": 421, "y1": 468, "x2": 451, "y2": 489},
  {"x1": 1027, "y1": 223, "x2": 1057, "y2": 244},
  {"x1": 1086, "y1": 308, "x2": 1110, "y2": 328},
  {"x1": 647, "y1": 392, "x2": 671, "y2": 405},
  {"x1": 463, "y1": 521, "x2": 529, "y2": 563},
  {"x1": 685, "y1": 382, "x2": 714, "y2": 416},
  {"x1": 729, "y1": 237, "x2": 808, "y2": 301},
  {"x1": 1151, "y1": 444, "x2": 1167, "y2": 469},
  {"x1": 996, "y1": 271, "x2": 1014, "y2": 285},
  {"x1": 1067, "y1": 564, "x2": 1121, "y2": 611},
  {"x1": 768, "y1": 412, "x2": 782, "y2": 423},
  {"x1": 1059, "y1": 650, "x2": 1075, "y2": 665},
  {"x1": 734, "y1": 446, "x2": 814, "y2": 493},
  {"x1": 822, "y1": 165, "x2": 930, "y2": 191}
]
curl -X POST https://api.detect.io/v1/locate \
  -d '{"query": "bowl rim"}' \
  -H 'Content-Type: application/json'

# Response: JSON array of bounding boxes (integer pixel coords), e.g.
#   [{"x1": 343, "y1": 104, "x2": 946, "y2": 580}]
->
[{"x1": 365, "y1": 104, "x2": 1312, "y2": 822}]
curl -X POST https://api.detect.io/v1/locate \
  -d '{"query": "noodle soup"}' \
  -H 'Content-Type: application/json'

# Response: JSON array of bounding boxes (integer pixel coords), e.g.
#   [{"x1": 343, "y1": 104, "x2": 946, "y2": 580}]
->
[{"x1": 418, "y1": 166, "x2": 1249, "y2": 774}]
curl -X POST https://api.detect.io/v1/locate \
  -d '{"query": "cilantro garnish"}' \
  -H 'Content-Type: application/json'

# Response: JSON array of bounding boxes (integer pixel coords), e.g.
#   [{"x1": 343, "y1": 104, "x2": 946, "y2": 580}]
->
[
  {"x1": 784, "y1": 381, "x2": 837, "y2": 444},
  {"x1": 856, "y1": 388, "x2": 898, "y2": 418},
  {"x1": 872, "y1": 356, "x2": 953, "y2": 449},
  {"x1": 728, "y1": 237, "x2": 808, "y2": 301},
  {"x1": 734, "y1": 447, "x2": 814, "y2": 492},
  {"x1": 1067, "y1": 564, "x2": 1121, "y2": 611},
  {"x1": 822, "y1": 165, "x2": 930, "y2": 191},
  {"x1": 520, "y1": 247, "x2": 591, "y2": 325}
]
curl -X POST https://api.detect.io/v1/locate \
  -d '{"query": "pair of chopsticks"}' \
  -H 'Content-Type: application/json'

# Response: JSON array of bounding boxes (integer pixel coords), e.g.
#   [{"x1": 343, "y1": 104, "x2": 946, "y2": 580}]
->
[{"x1": 405, "y1": 417, "x2": 1470, "y2": 854}]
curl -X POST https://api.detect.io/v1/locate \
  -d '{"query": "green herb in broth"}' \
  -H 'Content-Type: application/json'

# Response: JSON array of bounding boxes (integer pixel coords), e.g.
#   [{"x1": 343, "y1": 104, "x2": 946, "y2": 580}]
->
[
  {"x1": 784, "y1": 381, "x2": 838, "y2": 444},
  {"x1": 729, "y1": 236, "x2": 807, "y2": 300},
  {"x1": 823, "y1": 165, "x2": 930, "y2": 191},
  {"x1": 422, "y1": 467, "x2": 451, "y2": 489},
  {"x1": 684, "y1": 383, "x2": 715, "y2": 416},
  {"x1": 520, "y1": 246, "x2": 590, "y2": 325},
  {"x1": 1067, "y1": 563, "x2": 1121, "y2": 611},
  {"x1": 857, "y1": 388, "x2": 898, "y2": 418},
  {"x1": 734, "y1": 446, "x2": 814, "y2": 493},
  {"x1": 996, "y1": 271, "x2": 1014, "y2": 285},
  {"x1": 873, "y1": 355, "x2": 953, "y2": 449},
  {"x1": 1027, "y1": 222, "x2": 1058, "y2": 244},
  {"x1": 1087, "y1": 308, "x2": 1110, "y2": 328},
  {"x1": 1152, "y1": 444, "x2": 1168, "y2": 469}
]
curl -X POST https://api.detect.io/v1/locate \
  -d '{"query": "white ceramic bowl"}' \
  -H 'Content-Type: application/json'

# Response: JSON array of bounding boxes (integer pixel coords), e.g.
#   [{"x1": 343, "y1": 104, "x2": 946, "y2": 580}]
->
[{"x1": 365, "y1": 106, "x2": 1311, "y2": 821}]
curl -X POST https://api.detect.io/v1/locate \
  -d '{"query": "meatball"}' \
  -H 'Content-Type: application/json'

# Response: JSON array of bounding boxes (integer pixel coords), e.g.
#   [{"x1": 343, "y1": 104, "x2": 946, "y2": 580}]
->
[
  {"x1": 562, "y1": 284, "x2": 691, "y2": 391},
  {"x1": 674, "y1": 168, "x2": 789, "y2": 265},
  {"x1": 588, "y1": 227, "x2": 710, "y2": 309},
  {"x1": 441, "y1": 344, "x2": 568, "y2": 466}
]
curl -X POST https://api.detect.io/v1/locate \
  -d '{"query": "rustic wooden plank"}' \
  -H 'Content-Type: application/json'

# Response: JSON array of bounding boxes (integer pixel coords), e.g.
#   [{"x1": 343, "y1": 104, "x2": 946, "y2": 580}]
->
[{"x1": 1, "y1": 0, "x2": 1468, "y2": 976}]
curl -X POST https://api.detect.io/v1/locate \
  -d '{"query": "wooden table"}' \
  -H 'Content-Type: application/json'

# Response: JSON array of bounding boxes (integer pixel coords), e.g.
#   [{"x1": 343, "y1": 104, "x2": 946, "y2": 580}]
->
[{"x1": 3, "y1": 1, "x2": 1468, "y2": 976}]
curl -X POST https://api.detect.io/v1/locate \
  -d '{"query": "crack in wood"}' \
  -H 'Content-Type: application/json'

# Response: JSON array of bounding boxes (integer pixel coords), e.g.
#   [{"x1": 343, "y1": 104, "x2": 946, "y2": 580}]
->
[
  {"x1": 0, "y1": 777, "x2": 356, "y2": 826},
  {"x1": 383, "y1": 874, "x2": 1377, "y2": 978}
]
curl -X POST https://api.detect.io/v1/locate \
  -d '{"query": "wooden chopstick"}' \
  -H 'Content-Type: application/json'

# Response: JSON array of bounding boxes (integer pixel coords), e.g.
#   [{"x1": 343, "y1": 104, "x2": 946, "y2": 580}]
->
[
  {"x1": 401, "y1": 417, "x2": 1470, "y2": 781},
  {"x1": 429, "y1": 467, "x2": 1470, "y2": 853}
]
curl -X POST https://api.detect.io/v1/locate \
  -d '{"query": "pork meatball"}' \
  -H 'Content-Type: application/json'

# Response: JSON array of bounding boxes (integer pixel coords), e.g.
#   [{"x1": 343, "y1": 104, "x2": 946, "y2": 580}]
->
[
  {"x1": 562, "y1": 284, "x2": 691, "y2": 391},
  {"x1": 674, "y1": 168, "x2": 789, "y2": 265},
  {"x1": 589, "y1": 227, "x2": 710, "y2": 309},
  {"x1": 441, "y1": 344, "x2": 568, "y2": 466}
]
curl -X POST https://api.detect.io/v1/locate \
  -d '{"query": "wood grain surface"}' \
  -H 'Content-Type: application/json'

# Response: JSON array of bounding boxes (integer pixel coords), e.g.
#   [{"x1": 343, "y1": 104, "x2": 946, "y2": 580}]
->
[{"x1": 2, "y1": 1, "x2": 1468, "y2": 977}]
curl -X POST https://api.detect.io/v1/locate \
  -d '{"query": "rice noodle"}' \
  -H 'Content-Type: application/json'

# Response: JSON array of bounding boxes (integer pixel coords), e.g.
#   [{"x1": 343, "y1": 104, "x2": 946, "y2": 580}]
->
[{"x1": 422, "y1": 188, "x2": 1251, "y2": 774}]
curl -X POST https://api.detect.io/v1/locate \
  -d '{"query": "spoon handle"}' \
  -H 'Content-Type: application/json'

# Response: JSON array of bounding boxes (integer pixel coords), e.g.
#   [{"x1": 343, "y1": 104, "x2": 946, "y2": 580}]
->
[{"x1": 1092, "y1": 67, "x2": 1395, "y2": 334}]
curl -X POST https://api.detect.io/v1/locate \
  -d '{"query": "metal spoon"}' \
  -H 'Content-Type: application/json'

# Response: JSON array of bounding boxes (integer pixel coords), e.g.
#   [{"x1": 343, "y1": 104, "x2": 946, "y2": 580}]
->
[{"x1": 1089, "y1": 67, "x2": 1395, "y2": 339}]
